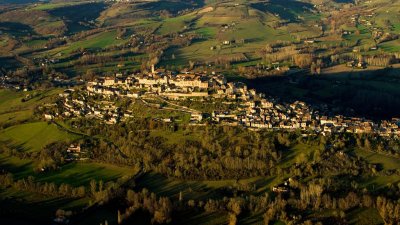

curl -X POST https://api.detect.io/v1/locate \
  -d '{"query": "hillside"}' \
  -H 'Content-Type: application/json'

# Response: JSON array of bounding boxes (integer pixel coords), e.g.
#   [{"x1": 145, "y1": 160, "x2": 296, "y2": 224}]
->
[
  {"x1": 0, "y1": 0, "x2": 398, "y2": 118},
  {"x1": 1, "y1": 0, "x2": 398, "y2": 66}
]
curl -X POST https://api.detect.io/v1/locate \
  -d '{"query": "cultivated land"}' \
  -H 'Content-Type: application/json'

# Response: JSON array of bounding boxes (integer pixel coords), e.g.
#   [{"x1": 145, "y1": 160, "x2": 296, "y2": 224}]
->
[{"x1": 0, "y1": 122, "x2": 79, "y2": 152}]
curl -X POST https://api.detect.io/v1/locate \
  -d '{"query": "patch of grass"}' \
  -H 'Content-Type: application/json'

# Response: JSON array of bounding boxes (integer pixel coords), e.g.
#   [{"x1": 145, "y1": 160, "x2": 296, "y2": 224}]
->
[
  {"x1": 358, "y1": 175, "x2": 400, "y2": 191},
  {"x1": 0, "y1": 122, "x2": 80, "y2": 152},
  {"x1": 347, "y1": 207, "x2": 384, "y2": 225},
  {"x1": 173, "y1": 210, "x2": 229, "y2": 225},
  {"x1": 157, "y1": 14, "x2": 196, "y2": 35},
  {"x1": 0, "y1": 110, "x2": 32, "y2": 124},
  {"x1": 23, "y1": 39, "x2": 47, "y2": 48},
  {"x1": 0, "y1": 89, "x2": 62, "y2": 124},
  {"x1": 150, "y1": 129, "x2": 196, "y2": 145},
  {"x1": 0, "y1": 188, "x2": 89, "y2": 225},
  {"x1": 279, "y1": 143, "x2": 318, "y2": 168},
  {"x1": 0, "y1": 153, "x2": 138, "y2": 186},
  {"x1": 53, "y1": 30, "x2": 128, "y2": 55},
  {"x1": 195, "y1": 27, "x2": 217, "y2": 38},
  {"x1": 135, "y1": 172, "x2": 278, "y2": 201},
  {"x1": 31, "y1": 2, "x2": 85, "y2": 11},
  {"x1": 37, "y1": 162, "x2": 138, "y2": 186},
  {"x1": 379, "y1": 39, "x2": 400, "y2": 52},
  {"x1": 355, "y1": 148, "x2": 400, "y2": 170},
  {"x1": 0, "y1": 153, "x2": 34, "y2": 178}
]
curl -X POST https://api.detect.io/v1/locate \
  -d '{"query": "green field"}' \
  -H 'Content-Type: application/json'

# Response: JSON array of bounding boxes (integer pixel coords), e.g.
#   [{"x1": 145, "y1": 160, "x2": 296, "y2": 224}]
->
[
  {"x1": 355, "y1": 148, "x2": 400, "y2": 170},
  {"x1": 347, "y1": 208, "x2": 384, "y2": 225},
  {"x1": 0, "y1": 89, "x2": 62, "y2": 124},
  {"x1": 38, "y1": 162, "x2": 137, "y2": 186},
  {"x1": 279, "y1": 143, "x2": 318, "y2": 168},
  {"x1": 0, "y1": 153, "x2": 137, "y2": 185},
  {"x1": 49, "y1": 30, "x2": 128, "y2": 55},
  {"x1": 0, "y1": 188, "x2": 89, "y2": 225},
  {"x1": 0, "y1": 122, "x2": 80, "y2": 152},
  {"x1": 135, "y1": 171, "x2": 282, "y2": 201},
  {"x1": 31, "y1": 2, "x2": 86, "y2": 11},
  {"x1": 157, "y1": 14, "x2": 196, "y2": 35},
  {"x1": 379, "y1": 39, "x2": 400, "y2": 52}
]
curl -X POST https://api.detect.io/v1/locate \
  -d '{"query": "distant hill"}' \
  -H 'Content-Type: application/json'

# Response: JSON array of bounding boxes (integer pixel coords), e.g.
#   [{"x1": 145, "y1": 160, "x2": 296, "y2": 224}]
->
[{"x1": 0, "y1": 0, "x2": 44, "y2": 4}]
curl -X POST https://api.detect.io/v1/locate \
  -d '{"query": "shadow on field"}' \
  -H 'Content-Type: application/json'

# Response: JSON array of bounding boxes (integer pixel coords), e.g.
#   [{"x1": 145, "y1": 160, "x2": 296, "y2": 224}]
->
[
  {"x1": 0, "y1": 191, "x2": 80, "y2": 225},
  {"x1": 242, "y1": 67, "x2": 400, "y2": 120},
  {"x1": 134, "y1": 172, "x2": 211, "y2": 199}
]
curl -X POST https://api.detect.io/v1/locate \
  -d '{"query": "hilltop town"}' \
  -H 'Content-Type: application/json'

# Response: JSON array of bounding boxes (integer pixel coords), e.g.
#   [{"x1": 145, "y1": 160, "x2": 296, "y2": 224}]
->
[{"x1": 40, "y1": 66, "x2": 400, "y2": 137}]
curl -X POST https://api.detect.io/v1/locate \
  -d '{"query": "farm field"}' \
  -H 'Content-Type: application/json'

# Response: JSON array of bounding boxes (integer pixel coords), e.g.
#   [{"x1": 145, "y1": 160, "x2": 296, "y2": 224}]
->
[
  {"x1": 49, "y1": 30, "x2": 127, "y2": 56},
  {"x1": 355, "y1": 148, "x2": 400, "y2": 170},
  {"x1": 0, "y1": 89, "x2": 62, "y2": 124},
  {"x1": 0, "y1": 152, "x2": 137, "y2": 185},
  {"x1": 0, "y1": 188, "x2": 89, "y2": 225},
  {"x1": 0, "y1": 121, "x2": 80, "y2": 152}
]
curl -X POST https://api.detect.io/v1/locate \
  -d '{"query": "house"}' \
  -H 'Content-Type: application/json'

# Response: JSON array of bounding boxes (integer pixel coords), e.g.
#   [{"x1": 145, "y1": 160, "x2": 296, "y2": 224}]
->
[
  {"x1": 190, "y1": 113, "x2": 203, "y2": 122},
  {"x1": 103, "y1": 77, "x2": 116, "y2": 86},
  {"x1": 272, "y1": 186, "x2": 289, "y2": 193},
  {"x1": 67, "y1": 144, "x2": 81, "y2": 153},
  {"x1": 127, "y1": 92, "x2": 141, "y2": 98},
  {"x1": 44, "y1": 114, "x2": 54, "y2": 120},
  {"x1": 162, "y1": 118, "x2": 173, "y2": 123},
  {"x1": 260, "y1": 99, "x2": 274, "y2": 109},
  {"x1": 357, "y1": 61, "x2": 367, "y2": 69}
]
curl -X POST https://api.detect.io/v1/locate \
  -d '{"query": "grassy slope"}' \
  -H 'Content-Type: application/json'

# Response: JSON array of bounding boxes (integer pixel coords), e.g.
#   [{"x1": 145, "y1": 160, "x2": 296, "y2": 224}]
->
[
  {"x1": 31, "y1": 2, "x2": 86, "y2": 11},
  {"x1": 0, "y1": 188, "x2": 89, "y2": 225},
  {"x1": 0, "y1": 121, "x2": 80, "y2": 152},
  {"x1": 355, "y1": 148, "x2": 400, "y2": 170},
  {"x1": 161, "y1": 3, "x2": 296, "y2": 65},
  {"x1": 0, "y1": 89, "x2": 62, "y2": 124},
  {"x1": 59, "y1": 30, "x2": 126, "y2": 54},
  {"x1": 355, "y1": 148, "x2": 400, "y2": 190},
  {"x1": 135, "y1": 171, "x2": 278, "y2": 201},
  {"x1": 38, "y1": 162, "x2": 137, "y2": 186}
]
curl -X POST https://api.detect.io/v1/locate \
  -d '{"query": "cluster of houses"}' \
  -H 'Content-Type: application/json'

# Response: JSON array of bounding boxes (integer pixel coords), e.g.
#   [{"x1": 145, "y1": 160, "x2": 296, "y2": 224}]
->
[
  {"x1": 211, "y1": 98, "x2": 400, "y2": 136},
  {"x1": 55, "y1": 89, "x2": 127, "y2": 124},
  {"x1": 66, "y1": 144, "x2": 88, "y2": 161},
  {"x1": 44, "y1": 67, "x2": 400, "y2": 137},
  {"x1": 0, "y1": 75, "x2": 30, "y2": 90},
  {"x1": 85, "y1": 65, "x2": 258, "y2": 101}
]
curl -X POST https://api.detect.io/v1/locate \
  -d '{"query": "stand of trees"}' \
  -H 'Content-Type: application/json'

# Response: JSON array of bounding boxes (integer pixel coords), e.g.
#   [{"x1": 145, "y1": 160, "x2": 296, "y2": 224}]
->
[
  {"x1": 0, "y1": 173, "x2": 86, "y2": 198},
  {"x1": 65, "y1": 118, "x2": 400, "y2": 181},
  {"x1": 116, "y1": 185, "x2": 400, "y2": 225}
]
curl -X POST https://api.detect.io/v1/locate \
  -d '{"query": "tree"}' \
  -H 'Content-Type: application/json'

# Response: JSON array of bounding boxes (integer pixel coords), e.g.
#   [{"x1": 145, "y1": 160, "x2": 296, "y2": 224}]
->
[
  {"x1": 179, "y1": 191, "x2": 183, "y2": 202},
  {"x1": 293, "y1": 54, "x2": 314, "y2": 69},
  {"x1": 229, "y1": 213, "x2": 237, "y2": 225},
  {"x1": 117, "y1": 210, "x2": 122, "y2": 224},
  {"x1": 90, "y1": 180, "x2": 97, "y2": 196}
]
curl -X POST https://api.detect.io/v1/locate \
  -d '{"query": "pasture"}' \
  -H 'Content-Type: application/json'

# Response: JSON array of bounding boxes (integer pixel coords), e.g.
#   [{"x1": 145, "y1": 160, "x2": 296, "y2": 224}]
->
[
  {"x1": 0, "y1": 89, "x2": 62, "y2": 124},
  {"x1": 0, "y1": 122, "x2": 80, "y2": 152},
  {"x1": 134, "y1": 172, "x2": 280, "y2": 200},
  {"x1": 0, "y1": 152, "x2": 138, "y2": 186},
  {"x1": 0, "y1": 188, "x2": 89, "y2": 225},
  {"x1": 57, "y1": 30, "x2": 127, "y2": 55},
  {"x1": 355, "y1": 148, "x2": 400, "y2": 170}
]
